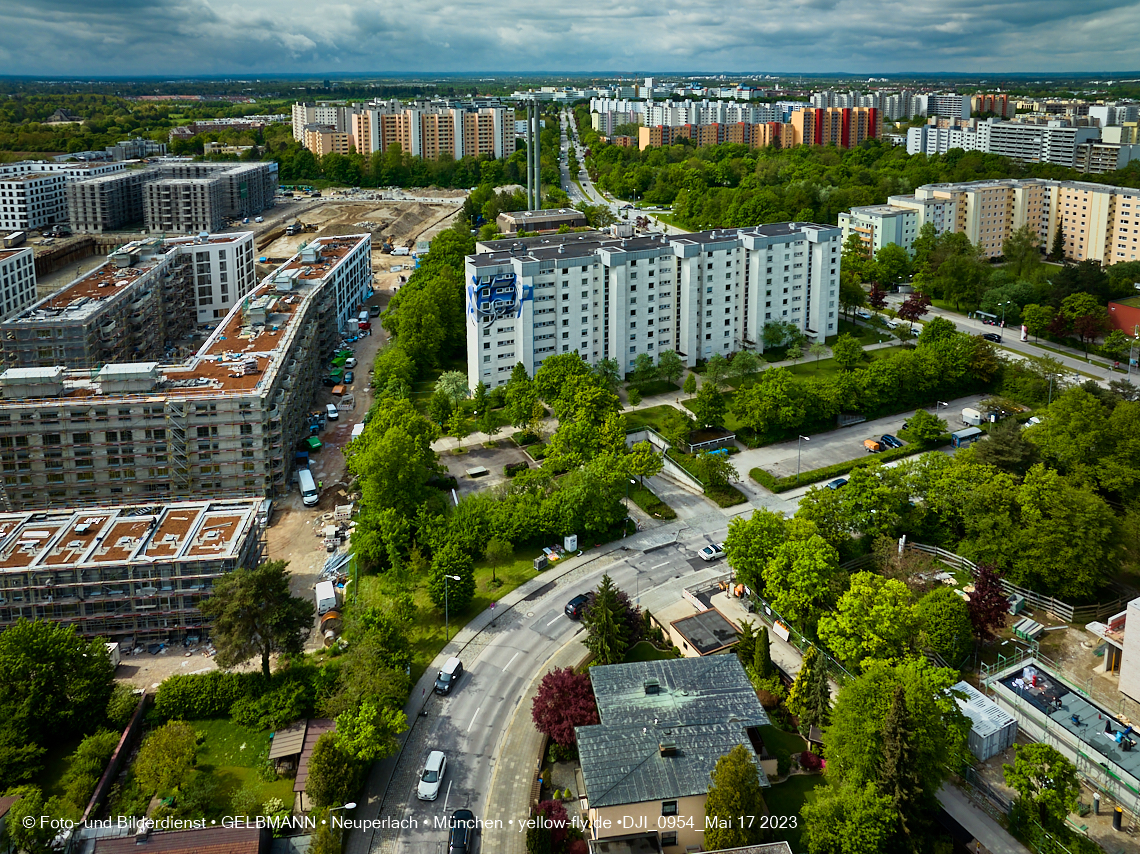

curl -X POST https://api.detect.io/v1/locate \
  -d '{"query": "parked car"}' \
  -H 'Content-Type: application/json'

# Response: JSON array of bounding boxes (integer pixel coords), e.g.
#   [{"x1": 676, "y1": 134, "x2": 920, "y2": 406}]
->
[
  {"x1": 863, "y1": 438, "x2": 882, "y2": 453},
  {"x1": 881, "y1": 434, "x2": 903, "y2": 449},
  {"x1": 565, "y1": 594, "x2": 590, "y2": 620},
  {"x1": 344, "y1": 357, "x2": 358, "y2": 369},
  {"x1": 826, "y1": 478, "x2": 848, "y2": 490},
  {"x1": 982, "y1": 332, "x2": 1003, "y2": 343},
  {"x1": 448, "y1": 809, "x2": 477, "y2": 854},
  {"x1": 698, "y1": 542, "x2": 726, "y2": 562},
  {"x1": 417, "y1": 751, "x2": 447, "y2": 801},
  {"x1": 885, "y1": 319, "x2": 900, "y2": 329},
  {"x1": 344, "y1": 370, "x2": 355, "y2": 384},
  {"x1": 326, "y1": 403, "x2": 340, "y2": 420},
  {"x1": 855, "y1": 310, "x2": 872, "y2": 320},
  {"x1": 434, "y1": 657, "x2": 464, "y2": 695}
]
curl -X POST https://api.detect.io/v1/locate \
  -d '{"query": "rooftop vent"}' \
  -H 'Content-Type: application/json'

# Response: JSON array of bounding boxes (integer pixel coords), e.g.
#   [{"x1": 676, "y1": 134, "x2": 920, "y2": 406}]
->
[
  {"x1": 659, "y1": 741, "x2": 678, "y2": 757},
  {"x1": 644, "y1": 678, "x2": 660, "y2": 695}
]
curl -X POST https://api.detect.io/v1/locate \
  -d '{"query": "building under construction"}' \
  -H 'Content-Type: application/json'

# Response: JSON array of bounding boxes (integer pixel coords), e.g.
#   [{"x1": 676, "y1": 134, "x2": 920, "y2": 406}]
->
[
  {"x1": 0, "y1": 498, "x2": 264, "y2": 642},
  {"x1": 0, "y1": 233, "x2": 371, "y2": 512},
  {"x1": 0, "y1": 232, "x2": 257, "y2": 370}
]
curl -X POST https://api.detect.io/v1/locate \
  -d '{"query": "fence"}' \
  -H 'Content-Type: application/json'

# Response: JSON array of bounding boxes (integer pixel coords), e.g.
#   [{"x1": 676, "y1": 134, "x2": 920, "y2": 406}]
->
[
  {"x1": 906, "y1": 542, "x2": 1130, "y2": 623},
  {"x1": 80, "y1": 690, "x2": 152, "y2": 826},
  {"x1": 625, "y1": 428, "x2": 706, "y2": 491}
]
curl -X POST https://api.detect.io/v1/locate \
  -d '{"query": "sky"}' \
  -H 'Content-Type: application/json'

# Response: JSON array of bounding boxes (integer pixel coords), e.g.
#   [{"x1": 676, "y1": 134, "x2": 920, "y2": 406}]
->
[{"x1": 2, "y1": 0, "x2": 1140, "y2": 77}]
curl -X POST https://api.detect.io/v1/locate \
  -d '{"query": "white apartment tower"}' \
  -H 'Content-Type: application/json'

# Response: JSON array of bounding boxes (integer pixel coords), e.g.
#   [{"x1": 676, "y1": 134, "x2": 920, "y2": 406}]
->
[{"x1": 465, "y1": 224, "x2": 841, "y2": 388}]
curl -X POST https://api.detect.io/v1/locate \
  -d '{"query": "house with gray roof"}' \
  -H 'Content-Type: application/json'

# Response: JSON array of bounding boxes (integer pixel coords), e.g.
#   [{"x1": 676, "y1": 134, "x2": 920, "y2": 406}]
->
[{"x1": 576, "y1": 656, "x2": 770, "y2": 854}]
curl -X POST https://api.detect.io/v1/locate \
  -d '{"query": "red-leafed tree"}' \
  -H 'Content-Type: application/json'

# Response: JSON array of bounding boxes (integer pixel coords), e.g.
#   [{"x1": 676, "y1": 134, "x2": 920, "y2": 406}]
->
[
  {"x1": 969, "y1": 562, "x2": 1009, "y2": 642},
  {"x1": 531, "y1": 667, "x2": 599, "y2": 747},
  {"x1": 534, "y1": 800, "x2": 569, "y2": 849},
  {"x1": 896, "y1": 292, "x2": 932, "y2": 326},
  {"x1": 868, "y1": 284, "x2": 888, "y2": 311}
]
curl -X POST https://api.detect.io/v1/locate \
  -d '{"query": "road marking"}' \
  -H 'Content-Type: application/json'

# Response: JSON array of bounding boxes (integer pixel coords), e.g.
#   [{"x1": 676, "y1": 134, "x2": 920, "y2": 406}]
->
[
  {"x1": 546, "y1": 614, "x2": 562, "y2": 627},
  {"x1": 503, "y1": 651, "x2": 520, "y2": 671},
  {"x1": 443, "y1": 780, "x2": 452, "y2": 812},
  {"x1": 467, "y1": 707, "x2": 481, "y2": 733},
  {"x1": 650, "y1": 562, "x2": 669, "y2": 570}
]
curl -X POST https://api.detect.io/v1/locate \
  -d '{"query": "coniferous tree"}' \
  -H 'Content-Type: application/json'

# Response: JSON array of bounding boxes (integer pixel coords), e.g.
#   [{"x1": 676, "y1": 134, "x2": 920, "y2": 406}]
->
[
  {"x1": 1050, "y1": 227, "x2": 1065, "y2": 262},
  {"x1": 879, "y1": 685, "x2": 924, "y2": 842},
  {"x1": 582, "y1": 574, "x2": 629, "y2": 665},
  {"x1": 754, "y1": 626, "x2": 774, "y2": 680},
  {"x1": 735, "y1": 620, "x2": 757, "y2": 668}
]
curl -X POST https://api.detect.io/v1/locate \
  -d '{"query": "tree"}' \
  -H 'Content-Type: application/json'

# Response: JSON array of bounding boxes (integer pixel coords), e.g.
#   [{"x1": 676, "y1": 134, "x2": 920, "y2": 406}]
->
[
  {"x1": 506, "y1": 364, "x2": 539, "y2": 429},
  {"x1": 4, "y1": 787, "x2": 60, "y2": 854},
  {"x1": 435, "y1": 370, "x2": 470, "y2": 405},
  {"x1": 630, "y1": 352, "x2": 657, "y2": 387},
  {"x1": 484, "y1": 537, "x2": 513, "y2": 585},
  {"x1": 592, "y1": 357, "x2": 622, "y2": 391},
  {"x1": 447, "y1": 409, "x2": 470, "y2": 449},
  {"x1": 735, "y1": 620, "x2": 757, "y2": 667},
  {"x1": 1103, "y1": 329, "x2": 1132, "y2": 362},
  {"x1": 134, "y1": 720, "x2": 197, "y2": 795},
  {"x1": 199, "y1": 560, "x2": 313, "y2": 679},
  {"x1": 1049, "y1": 226, "x2": 1065, "y2": 262},
  {"x1": 627, "y1": 387, "x2": 642, "y2": 406},
  {"x1": 308, "y1": 808, "x2": 343, "y2": 854},
  {"x1": 817, "y1": 572, "x2": 917, "y2": 667},
  {"x1": 691, "y1": 382, "x2": 726, "y2": 429},
  {"x1": 1002, "y1": 224, "x2": 1043, "y2": 281},
  {"x1": 625, "y1": 440, "x2": 663, "y2": 486},
  {"x1": 785, "y1": 342, "x2": 803, "y2": 365},
  {"x1": 692, "y1": 451, "x2": 739, "y2": 488},
  {"x1": 704, "y1": 744, "x2": 768, "y2": 850},
  {"x1": 916, "y1": 316, "x2": 957, "y2": 346},
  {"x1": 1060, "y1": 292, "x2": 1111, "y2": 349},
  {"x1": 867, "y1": 284, "x2": 887, "y2": 312},
  {"x1": 724, "y1": 509, "x2": 788, "y2": 595},
  {"x1": 427, "y1": 544, "x2": 475, "y2": 614},
  {"x1": 705, "y1": 352, "x2": 729, "y2": 389},
  {"x1": 534, "y1": 352, "x2": 592, "y2": 403},
  {"x1": 657, "y1": 349, "x2": 684, "y2": 385},
  {"x1": 1022, "y1": 304, "x2": 1056, "y2": 342},
  {"x1": 899, "y1": 409, "x2": 947, "y2": 444},
  {"x1": 582, "y1": 574, "x2": 629, "y2": 665},
  {"x1": 808, "y1": 340, "x2": 827, "y2": 367},
  {"x1": 839, "y1": 275, "x2": 868, "y2": 320},
  {"x1": 1003, "y1": 743, "x2": 1080, "y2": 831},
  {"x1": 969, "y1": 416, "x2": 1037, "y2": 475},
  {"x1": 682, "y1": 372, "x2": 697, "y2": 397},
  {"x1": 660, "y1": 406, "x2": 695, "y2": 452},
  {"x1": 915, "y1": 587, "x2": 974, "y2": 665},
  {"x1": 763, "y1": 534, "x2": 842, "y2": 633},
  {"x1": 830, "y1": 333, "x2": 864, "y2": 373},
  {"x1": 427, "y1": 390, "x2": 452, "y2": 426},
  {"x1": 879, "y1": 685, "x2": 924, "y2": 840},
  {"x1": 937, "y1": 252, "x2": 989, "y2": 310},
  {"x1": 802, "y1": 782, "x2": 898, "y2": 854},
  {"x1": 825, "y1": 659, "x2": 969, "y2": 806},
  {"x1": 753, "y1": 626, "x2": 774, "y2": 680},
  {"x1": 787, "y1": 646, "x2": 831, "y2": 737},
  {"x1": 842, "y1": 232, "x2": 870, "y2": 280},
  {"x1": 873, "y1": 243, "x2": 912, "y2": 290},
  {"x1": 731, "y1": 349, "x2": 761, "y2": 380},
  {"x1": 305, "y1": 732, "x2": 366, "y2": 809},
  {"x1": 895, "y1": 292, "x2": 931, "y2": 327},
  {"x1": 530, "y1": 667, "x2": 600, "y2": 747},
  {"x1": 334, "y1": 701, "x2": 407, "y2": 763}
]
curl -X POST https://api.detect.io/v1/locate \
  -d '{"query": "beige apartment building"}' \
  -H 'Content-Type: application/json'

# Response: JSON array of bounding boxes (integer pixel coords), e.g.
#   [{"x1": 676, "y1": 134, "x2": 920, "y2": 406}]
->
[
  {"x1": 349, "y1": 103, "x2": 512, "y2": 160},
  {"x1": 0, "y1": 498, "x2": 263, "y2": 642},
  {"x1": 303, "y1": 126, "x2": 353, "y2": 157},
  {"x1": 0, "y1": 234, "x2": 371, "y2": 512}
]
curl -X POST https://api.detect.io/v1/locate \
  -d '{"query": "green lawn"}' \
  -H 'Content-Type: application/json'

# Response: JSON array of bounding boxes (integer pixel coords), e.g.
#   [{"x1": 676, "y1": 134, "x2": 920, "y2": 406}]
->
[
  {"x1": 765, "y1": 772, "x2": 828, "y2": 852},
  {"x1": 623, "y1": 641, "x2": 679, "y2": 663},
  {"x1": 630, "y1": 379, "x2": 680, "y2": 397},
  {"x1": 184, "y1": 718, "x2": 294, "y2": 817},
  {"x1": 625, "y1": 404, "x2": 679, "y2": 434},
  {"x1": 629, "y1": 482, "x2": 677, "y2": 520},
  {"x1": 827, "y1": 318, "x2": 890, "y2": 347},
  {"x1": 681, "y1": 394, "x2": 747, "y2": 433},
  {"x1": 35, "y1": 733, "x2": 86, "y2": 800}
]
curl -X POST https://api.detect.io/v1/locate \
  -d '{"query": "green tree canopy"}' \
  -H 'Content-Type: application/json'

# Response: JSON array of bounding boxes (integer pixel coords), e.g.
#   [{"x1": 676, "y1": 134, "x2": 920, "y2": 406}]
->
[
  {"x1": 1003, "y1": 743, "x2": 1080, "y2": 832},
  {"x1": 763, "y1": 531, "x2": 842, "y2": 633},
  {"x1": 818, "y1": 572, "x2": 917, "y2": 668},
  {"x1": 703, "y1": 744, "x2": 769, "y2": 850},
  {"x1": 583, "y1": 574, "x2": 629, "y2": 665},
  {"x1": 915, "y1": 587, "x2": 974, "y2": 665},
  {"x1": 134, "y1": 720, "x2": 197, "y2": 795}
]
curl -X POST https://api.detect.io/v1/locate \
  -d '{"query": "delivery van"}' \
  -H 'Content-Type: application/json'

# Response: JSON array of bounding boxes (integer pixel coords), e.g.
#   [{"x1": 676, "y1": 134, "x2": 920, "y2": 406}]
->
[
  {"x1": 298, "y1": 468, "x2": 319, "y2": 506},
  {"x1": 315, "y1": 580, "x2": 338, "y2": 615}
]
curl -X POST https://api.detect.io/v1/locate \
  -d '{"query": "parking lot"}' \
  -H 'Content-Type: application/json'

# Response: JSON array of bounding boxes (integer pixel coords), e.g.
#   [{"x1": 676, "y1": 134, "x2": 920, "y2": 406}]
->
[
  {"x1": 438, "y1": 443, "x2": 534, "y2": 500},
  {"x1": 736, "y1": 393, "x2": 991, "y2": 480}
]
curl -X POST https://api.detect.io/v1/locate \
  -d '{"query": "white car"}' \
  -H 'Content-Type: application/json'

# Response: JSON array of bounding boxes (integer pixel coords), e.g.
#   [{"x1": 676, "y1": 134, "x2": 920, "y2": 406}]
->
[
  {"x1": 855, "y1": 310, "x2": 872, "y2": 320},
  {"x1": 418, "y1": 750, "x2": 447, "y2": 801},
  {"x1": 698, "y1": 543, "x2": 726, "y2": 562},
  {"x1": 885, "y1": 320, "x2": 900, "y2": 329},
  {"x1": 326, "y1": 403, "x2": 340, "y2": 421}
]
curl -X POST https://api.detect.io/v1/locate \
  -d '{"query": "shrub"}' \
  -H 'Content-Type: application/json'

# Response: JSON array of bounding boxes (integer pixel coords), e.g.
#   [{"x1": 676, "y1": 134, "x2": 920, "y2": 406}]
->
[
  {"x1": 505, "y1": 461, "x2": 530, "y2": 478},
  {"x1": 627, "y1": 388, "x2": 642, "y2": 406},
  {"x1": 800, "y1": 750, "x2": 824, "y2": 772},
  {"x1": 106, "y1": 684, "x2": 140, "y2": 730},
  {"x1": 153, "y1": 671, "x2": 264, "y2": 720},
  {"x1": 230, "y1": 678, "x2": 314, "y2": 731},
  {"x1": 705, "y1": 484, "x2": 748, "y2": 507},
  {"x1": 513, "y1": 431, "x2": 538, "y2": 447},
  {"x1": 756, "y1": 688, "x2": 782, "y2": 711}
]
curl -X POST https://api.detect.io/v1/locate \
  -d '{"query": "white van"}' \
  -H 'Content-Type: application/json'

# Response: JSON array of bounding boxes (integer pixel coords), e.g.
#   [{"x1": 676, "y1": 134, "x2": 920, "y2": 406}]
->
[
  {"x1": 298, "y1": 468, "x2": 319, "y2": 506},
  {"x1": 351, "y1": 423, "x2": 365, "y2": 441},
  {"x1": 315, "y1": 580, "x2": 337, "y2": 615}
]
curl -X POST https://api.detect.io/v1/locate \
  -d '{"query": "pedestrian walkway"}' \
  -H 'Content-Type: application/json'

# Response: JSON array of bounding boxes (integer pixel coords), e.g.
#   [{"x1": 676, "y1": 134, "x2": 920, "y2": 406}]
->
[
  {"x1": 483, "y1": 639, "x2": 589, "y2": 854},
  {"x1": 938, "y1": 783, "x2": 1032, "y2": 854}
]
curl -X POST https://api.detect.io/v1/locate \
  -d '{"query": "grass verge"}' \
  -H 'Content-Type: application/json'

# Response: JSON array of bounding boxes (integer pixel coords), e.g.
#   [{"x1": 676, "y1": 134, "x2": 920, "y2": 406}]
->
[
  {"x1": 706, "y1": 484, "x2": 748, "y2": 507},
  {"x1": 623, "y1": 641, "x2": 679, "y2": 663},
  {"x1": 629, "y1": 379, "x2": 680, "y2": 397},
  {"x1": 628, "y1": 483, "x2": 677, "y2": 520},
  {"x1": 624, "y1": 404, "x2": 679, "y2": 434}
]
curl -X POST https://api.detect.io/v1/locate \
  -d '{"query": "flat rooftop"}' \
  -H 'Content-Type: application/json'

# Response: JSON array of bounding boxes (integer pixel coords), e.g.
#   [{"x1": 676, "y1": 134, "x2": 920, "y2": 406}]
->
[
  {"x1": 669, "y1": 608, "x2": 740, "y2": 655},
  {"x1": 0, "y1": 499, "x2": 261, "y2": 572},
  {"x1": 0, "y1": 248, "x2": 31, "y2": 263}
]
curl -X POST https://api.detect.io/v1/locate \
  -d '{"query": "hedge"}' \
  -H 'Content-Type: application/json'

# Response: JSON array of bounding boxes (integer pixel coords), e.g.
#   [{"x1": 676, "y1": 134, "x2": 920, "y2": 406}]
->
[
  {"x1": 706, "y1": 484, "x2": 749, "y2": 507},
  {"x1": 153, "y1": 671, "x2": 266, "y2": 720},
  {"x1": 628, "y1": 483, "x2": 677, "y2": 520},
  {"x1": 750, "y1": 434, "x2": 951, "y2": 494},
  {"x1": 504, "y1": 461, "x2": 530, "y2": 478}
]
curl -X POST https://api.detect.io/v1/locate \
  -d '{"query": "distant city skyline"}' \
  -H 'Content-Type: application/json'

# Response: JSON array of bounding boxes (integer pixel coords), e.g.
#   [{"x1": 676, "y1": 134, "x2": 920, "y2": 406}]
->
[{"x1": 3, "y1": 0, "x2": 1140, "y2": 77}]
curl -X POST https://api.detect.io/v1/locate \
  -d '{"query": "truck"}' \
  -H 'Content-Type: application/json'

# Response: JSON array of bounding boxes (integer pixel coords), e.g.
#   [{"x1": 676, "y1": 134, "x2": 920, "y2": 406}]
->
[
  {"x1": 315, "y1": 581, "x2": 338, "y2": 616},
  {"x1": 3, "y1": 231, "x2": 25, "y2": 249},
  {"x1": 962, "y1": 408, "x2": 983, "y2": 427}
]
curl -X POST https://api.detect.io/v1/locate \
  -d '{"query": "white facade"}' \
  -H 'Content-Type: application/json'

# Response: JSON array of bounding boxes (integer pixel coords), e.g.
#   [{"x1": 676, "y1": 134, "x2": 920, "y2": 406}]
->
[
  {"x1": 465, "y1": 224, "x2": 841, "y2": 389},
  {"x1": 292, "y1": 102, "x2": 359, "y2": 140},
  {"x1": 163, "y1": 232, "x2": 258, "y2": 325},
  {"x1": 0, "y1": 161, "x2": 129, "y2": 232},
  {"x1": 0, "y1": 247, "x2": 37, "y2": 320},
  {"x1": 838, "y1": 205, "x2": 919, "y2": 255},
  {"x1": 916, "y1": 93, "x2": 972, "y2": 120}
]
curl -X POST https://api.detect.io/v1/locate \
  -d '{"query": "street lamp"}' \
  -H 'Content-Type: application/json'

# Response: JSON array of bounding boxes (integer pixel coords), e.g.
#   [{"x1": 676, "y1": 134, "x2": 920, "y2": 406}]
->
[
  {"x1": 329, "y1": 802, "x2": 357, "y2": 815},
  {"x1": 623, "y1": 478, "x2": 636, "y2": 537},
  {"x1": 444, "y1": 574, "x2": 461, "y2": 642},
  {"x1": 797, "y1": 435, "x2": 810, "y2": 483},
  {"x1": 999, "y1": 300, "x2": 1013, "y2": 328}
]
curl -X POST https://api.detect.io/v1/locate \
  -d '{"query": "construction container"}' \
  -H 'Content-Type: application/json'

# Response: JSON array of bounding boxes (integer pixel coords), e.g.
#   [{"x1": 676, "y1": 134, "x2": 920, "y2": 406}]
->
[
  {"x1": 1008, "y1": 594, "x2": 1026, "y2": 616},
  {"x1": 953, "y1": 680, "x2": 1018, "y2": 761}
]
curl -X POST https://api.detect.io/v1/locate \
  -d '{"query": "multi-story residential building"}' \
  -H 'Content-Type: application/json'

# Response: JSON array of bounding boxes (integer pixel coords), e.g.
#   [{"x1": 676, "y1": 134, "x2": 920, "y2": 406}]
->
[
  {"x1": 464, "y1": 223, "x2": 841, "y2": 389},
  {"x1": 907, "y1": 119, "x2": 1100, "y2": 168},
  {"x1": 1104, "y1": 123, "x2": 1140, "y2": 144},
  {"x1": 292, "y1": 102, "x2": 359, "y2": 141},
  {"x1": 842, "y1": 178, "x2": 1140, "y2": 264},
  {"x1": 838, "y1": 205, "x2": 919, "y2": 256},
  {"x1": 0, "y1": 234, "x2": 371, "y2": 511},
  {"x1": 0, "y1": 498, "x2": 263, "y2": 643},
  {"x1": 163, "y1": 232, "x2": 258, "y2": 325},
  {"x1": 0, "y1": 161, "x2": 128, "y2": 232},
  {"x1": 916, "y1": 93, "x2": 972, "y2": 120},
  {"x1": 1075, "y1": 141, "x2": 1140, "y2": 174},
  {"x1": 144, "y1": 178, "x2": 225, "y2": 234},
  {"x1": 348, "y1": 102, "x2": 511, "y2": 161},
  {"x1": 971, "y1": 94, "x2": 1012, "y2": 117},
  {"x1": 790, "y1": 107, "x2": 880, "y2": 148},
  {"x1": 66, "y1": 170, "x2": 151, "y2": 233},
  {"x1": 0, "y1": 247, "x2": 37, "y2": 320},
  {"x1": 302, "y1": 125, "x2": 353, "y2": 156}
]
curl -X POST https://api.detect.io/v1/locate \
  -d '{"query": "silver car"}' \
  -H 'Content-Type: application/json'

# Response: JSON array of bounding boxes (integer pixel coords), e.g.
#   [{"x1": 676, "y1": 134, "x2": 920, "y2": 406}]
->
[
  {"x1": 699, "y1": 543, "x2": 726, "y2": 562},
  {"x1": 418, "y1": 750, "x2": 447, "y2": 801}
]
